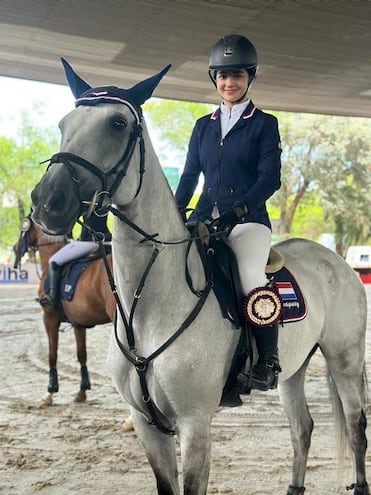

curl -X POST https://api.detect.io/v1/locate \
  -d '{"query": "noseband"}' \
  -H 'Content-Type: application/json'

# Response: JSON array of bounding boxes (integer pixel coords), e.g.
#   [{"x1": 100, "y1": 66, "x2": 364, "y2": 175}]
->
[{"x1": 44, "y1": 103, "x2": 145, "y2": 211}]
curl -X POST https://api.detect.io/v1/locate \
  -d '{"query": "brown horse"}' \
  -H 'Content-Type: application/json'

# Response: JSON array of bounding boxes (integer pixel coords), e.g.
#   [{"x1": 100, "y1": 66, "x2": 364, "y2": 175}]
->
[{"x1": 14, "y1": 216, "x2": 117, "y2": 407}]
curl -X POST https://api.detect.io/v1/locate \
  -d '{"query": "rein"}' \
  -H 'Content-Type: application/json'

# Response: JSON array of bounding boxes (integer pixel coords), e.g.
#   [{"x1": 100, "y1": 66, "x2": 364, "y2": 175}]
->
[{"x1": 106, "y1": 204, "x2": 222, "y2": 247}]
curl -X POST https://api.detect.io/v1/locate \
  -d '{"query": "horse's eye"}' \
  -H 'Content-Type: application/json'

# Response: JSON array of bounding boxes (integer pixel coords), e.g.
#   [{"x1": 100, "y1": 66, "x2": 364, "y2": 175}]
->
[{"x1": 113, "y1": 118, "x2": 127, "y2": 130}]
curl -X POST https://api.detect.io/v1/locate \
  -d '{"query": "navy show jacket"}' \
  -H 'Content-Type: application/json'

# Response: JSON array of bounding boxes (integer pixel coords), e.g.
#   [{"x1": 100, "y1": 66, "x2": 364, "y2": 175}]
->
[{"x1": 175, "y1": 100, "x2": 281, "y2": 229}]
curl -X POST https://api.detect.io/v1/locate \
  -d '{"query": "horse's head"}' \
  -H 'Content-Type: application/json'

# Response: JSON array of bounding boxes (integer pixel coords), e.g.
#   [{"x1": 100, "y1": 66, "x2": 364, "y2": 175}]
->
[
  {"x1": 31, "y1": 59, "x2": 171, "y2": 235},
  {"x1": 14, "y1": 212, "x2": 70, "y2": 268}
]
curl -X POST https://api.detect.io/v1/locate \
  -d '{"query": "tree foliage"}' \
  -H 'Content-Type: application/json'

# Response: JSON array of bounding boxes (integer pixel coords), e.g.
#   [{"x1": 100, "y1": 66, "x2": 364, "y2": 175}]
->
[
  {"x1": 269, "y1": 112, "x2": 371, "y2": 254},
  {"x1": 316, "y1": 116, "x2": 371, "y2": 255},
  {"x1": 0, "y1": 107, "x2": 59, "y2": 253},
  {"x1": 143, "y1": 98, "x2": 214, "y2": 164}
]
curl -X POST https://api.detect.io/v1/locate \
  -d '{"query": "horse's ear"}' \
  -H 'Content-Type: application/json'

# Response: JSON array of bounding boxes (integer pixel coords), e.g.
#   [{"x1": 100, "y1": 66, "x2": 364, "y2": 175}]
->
[
  {"x1": 61, "y1": 57, "x2": 91, "y2": 99},
  {"x1": 127, "y1": 64, "x2": 171, "y2": 106}
]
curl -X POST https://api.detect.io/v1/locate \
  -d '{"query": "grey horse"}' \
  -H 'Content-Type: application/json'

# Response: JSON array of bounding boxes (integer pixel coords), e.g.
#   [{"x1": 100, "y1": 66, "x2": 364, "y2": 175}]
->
[{"x1": 31, "y1": 59, "x2": 369, "y2": 495}]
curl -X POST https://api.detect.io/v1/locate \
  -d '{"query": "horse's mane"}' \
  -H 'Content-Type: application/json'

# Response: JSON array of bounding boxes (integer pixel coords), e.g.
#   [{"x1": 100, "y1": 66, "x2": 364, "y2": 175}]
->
[{"x1": 40, "y1": 232, "x2": 67, "y2": 244}]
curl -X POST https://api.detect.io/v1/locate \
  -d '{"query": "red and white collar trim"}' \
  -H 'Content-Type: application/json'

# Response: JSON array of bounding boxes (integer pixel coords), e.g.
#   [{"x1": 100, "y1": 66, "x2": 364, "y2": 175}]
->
[
  {"x1": 242, "y1": 102, "x2": 256, "y2": 119},
  {"x1": 210, "y1": 100, "x2": 256, "y2": 120}
]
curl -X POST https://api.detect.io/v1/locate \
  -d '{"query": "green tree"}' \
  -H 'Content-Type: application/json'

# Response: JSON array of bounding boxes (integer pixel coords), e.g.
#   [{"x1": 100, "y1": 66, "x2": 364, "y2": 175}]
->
[
  {"x1": 143, "y1": 98, "x2": 214, "y2": 165},
  {"x1": 270, "y1": 112, "x2": 371, "y2": 253},
  {"x1": 269, "y1": 113, "x2": 334, "y2": 237},
  {"x1": 314, "y1": 116, "x2": 371, "y2": 255},
  {"x1": 0, "y1": 108, "x2": 59, "y2": 253}
]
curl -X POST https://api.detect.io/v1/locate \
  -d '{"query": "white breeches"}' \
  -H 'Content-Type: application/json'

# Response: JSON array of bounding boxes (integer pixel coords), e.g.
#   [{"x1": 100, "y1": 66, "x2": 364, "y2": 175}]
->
[
  {"x1": 225, "y1": 223, "x2": 271, "y2": 295},
  {"x1": 49, "y1": 241, "x2": 98, "y2": 265}
]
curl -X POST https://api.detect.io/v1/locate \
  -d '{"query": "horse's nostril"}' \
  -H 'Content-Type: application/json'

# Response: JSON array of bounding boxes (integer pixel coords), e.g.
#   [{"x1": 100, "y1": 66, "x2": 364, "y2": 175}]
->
[{"x1": 46, "y1": 189, "x2": 66, "y2": 213}]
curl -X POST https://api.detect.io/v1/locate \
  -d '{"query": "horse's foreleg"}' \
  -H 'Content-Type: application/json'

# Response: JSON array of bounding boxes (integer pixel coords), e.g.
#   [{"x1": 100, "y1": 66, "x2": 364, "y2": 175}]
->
[
  {"x1": 74, "y1": 327, "x2": 91, "y2": 402},
  {"x1": 48, "y1": 367, "x2": 59, "y2": 393},
  {"x1": 279, "y1": 359, "x2": 313, "y2": 494},
  {"x1": 131, "y1": 408, "x2": 180, "y2": 495},
  {"x1": 39, "y1": 368, "x2": 58, "y2": 407},
  {"x1": 178, "y1": 417, "x2": 212, "y2": 495},
  {"x1": 43, "y1": 314, "x2": 59, "y2": 394}
]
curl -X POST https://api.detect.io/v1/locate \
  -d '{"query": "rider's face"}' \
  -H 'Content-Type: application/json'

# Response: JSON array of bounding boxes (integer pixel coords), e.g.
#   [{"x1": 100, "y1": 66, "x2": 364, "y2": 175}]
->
[{"x1": 216, "y1": 70, "x2": 249, "y2": 108}]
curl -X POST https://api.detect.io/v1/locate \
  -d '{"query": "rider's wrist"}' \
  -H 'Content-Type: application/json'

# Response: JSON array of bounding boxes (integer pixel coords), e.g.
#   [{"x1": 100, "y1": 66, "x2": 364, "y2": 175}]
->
[{"x1": 233, "y1": 202, "x2": 249, "y2": 217}]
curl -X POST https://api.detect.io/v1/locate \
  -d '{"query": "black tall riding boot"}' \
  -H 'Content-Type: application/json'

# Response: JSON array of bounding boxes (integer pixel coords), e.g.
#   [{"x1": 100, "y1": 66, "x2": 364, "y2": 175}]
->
[
  {"x1": 250, "y1": 323, "x2": 281, "y2": 391},
  {"x1": 40, "y1": 261, "x2": 62, "y2": 309}
]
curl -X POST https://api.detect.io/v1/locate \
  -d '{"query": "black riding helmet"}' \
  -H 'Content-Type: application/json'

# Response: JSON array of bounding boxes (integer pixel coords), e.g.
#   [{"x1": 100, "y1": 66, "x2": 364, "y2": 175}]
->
[{"x1": 208, "y1": 34, "x2": 258, "y2": 89}]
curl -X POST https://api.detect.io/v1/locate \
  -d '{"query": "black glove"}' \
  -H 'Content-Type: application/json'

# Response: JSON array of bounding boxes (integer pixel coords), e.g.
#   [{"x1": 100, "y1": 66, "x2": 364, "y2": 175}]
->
[{"x1": 218, "y1": 202, "x2": 248, "y2": 234}]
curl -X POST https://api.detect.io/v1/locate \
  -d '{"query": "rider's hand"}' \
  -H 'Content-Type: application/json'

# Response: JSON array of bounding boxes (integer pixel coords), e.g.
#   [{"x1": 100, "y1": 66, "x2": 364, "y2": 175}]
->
[{"x1": 218, "y1": 202, "x2": 248, "y2": 233}]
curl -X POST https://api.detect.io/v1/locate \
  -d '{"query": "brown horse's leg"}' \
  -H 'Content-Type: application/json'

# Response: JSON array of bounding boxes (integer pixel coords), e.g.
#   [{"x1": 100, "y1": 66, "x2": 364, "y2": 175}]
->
[
  {"x1": 74, "y1": 327, "x2": 91, "y2": 402},
  {"x1": 39, "y1": 310, "x2": 60, "y2": 407},
  {"x1": 44, "y1": 312, "x2": 60, "y2": 392}
]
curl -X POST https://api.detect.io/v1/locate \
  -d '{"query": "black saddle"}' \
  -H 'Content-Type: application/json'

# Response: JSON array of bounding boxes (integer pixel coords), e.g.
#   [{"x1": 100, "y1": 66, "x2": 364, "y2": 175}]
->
[{"x1": 187, "y1": 222, "x2": 251, "y2": 400}]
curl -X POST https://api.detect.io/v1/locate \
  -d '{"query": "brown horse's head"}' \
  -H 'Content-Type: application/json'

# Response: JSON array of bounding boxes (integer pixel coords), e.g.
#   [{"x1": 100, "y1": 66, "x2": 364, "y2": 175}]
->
[
  {"x1": 14, "y1": 215, "x2": 68, "y2": 268},
  {"x1": 13, "y1": 216, "x2": 35, "y2": 268}
]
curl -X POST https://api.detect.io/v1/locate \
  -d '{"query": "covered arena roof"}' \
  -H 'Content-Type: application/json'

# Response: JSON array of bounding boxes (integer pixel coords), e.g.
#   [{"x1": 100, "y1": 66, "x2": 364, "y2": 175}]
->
[{"x1": 1, "y1": 0, "x2": 371, "y2": 117}]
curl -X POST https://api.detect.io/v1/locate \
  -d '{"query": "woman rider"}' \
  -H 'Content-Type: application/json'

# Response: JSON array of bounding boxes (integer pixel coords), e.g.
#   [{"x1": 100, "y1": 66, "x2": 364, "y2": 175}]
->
[{"x1": 175, "y1": 34, "x2": 282, "y2": 392}]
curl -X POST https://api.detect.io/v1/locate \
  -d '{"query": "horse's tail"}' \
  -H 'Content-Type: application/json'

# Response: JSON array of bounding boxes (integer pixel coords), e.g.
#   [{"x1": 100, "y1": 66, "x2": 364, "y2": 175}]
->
[{"x1": 327, "y1": 363, "x2": 368, "y2": 482}]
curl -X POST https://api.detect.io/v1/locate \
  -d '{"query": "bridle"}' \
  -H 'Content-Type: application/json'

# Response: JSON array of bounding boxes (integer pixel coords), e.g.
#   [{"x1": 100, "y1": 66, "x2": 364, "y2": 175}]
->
[{"x1": 43, "y1": 100, "x2": 146, "y2": 213}]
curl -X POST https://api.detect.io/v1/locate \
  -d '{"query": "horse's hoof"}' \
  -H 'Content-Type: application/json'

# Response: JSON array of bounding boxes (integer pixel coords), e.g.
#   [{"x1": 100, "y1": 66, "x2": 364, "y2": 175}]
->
[
  {"x1": 122, "y1": 417, "x2": 134, "y2": 432},
  {"x1": 287, "y1": 485, "x2": 306, "y2": 495},
  {"x1": 346, "y1": 482, "x2": 370, "y2": 494},
  {"x1": 74, "y1": 390, "x2": 87, "y2": 403},
  {"x1": 39, "y1": 393, "x2": 53, "y2": 408}
]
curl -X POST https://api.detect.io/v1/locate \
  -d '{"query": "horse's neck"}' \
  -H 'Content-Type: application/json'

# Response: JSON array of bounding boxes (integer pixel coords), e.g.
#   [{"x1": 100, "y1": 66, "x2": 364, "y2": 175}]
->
[
  {"x1": 37, "y1": 233, "x2": 66, "y2": 274},
  {"x1": 114, "y1": 125, "x2": 188, "y2": 245},
  {"x1": 112, "y1": 139, "x2": 205, "y2": 315}
]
